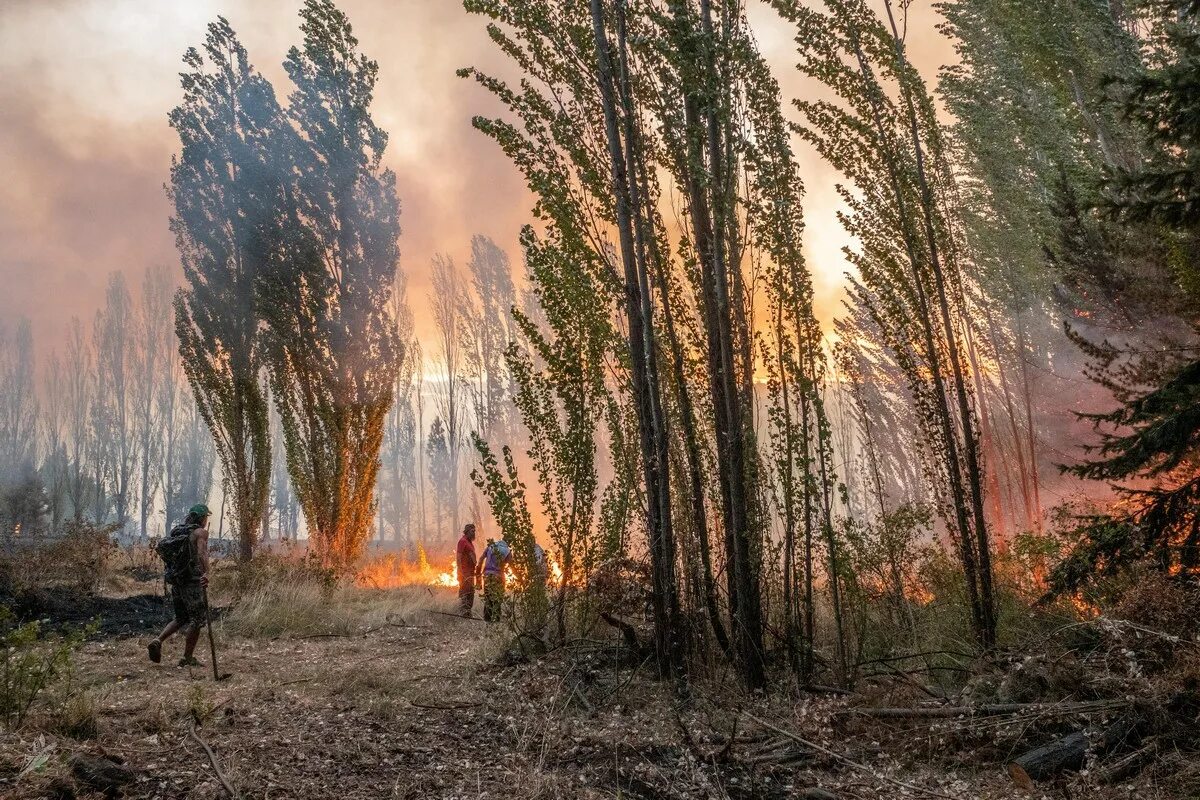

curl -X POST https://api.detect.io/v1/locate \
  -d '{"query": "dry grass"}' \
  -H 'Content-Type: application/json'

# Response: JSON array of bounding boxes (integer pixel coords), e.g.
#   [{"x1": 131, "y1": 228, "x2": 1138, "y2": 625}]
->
[
  {"x1": 221, "y1": 580, "x2": 444, "y2": 638},
  {"x1": 0, "y1": 523, "x2": 121, "y2": 596}
]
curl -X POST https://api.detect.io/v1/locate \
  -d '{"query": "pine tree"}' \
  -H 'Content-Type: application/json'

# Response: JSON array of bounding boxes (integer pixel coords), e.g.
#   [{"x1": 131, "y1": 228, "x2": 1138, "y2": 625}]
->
[{"x1": 1053, "y1": 4, "x2": 1200, "y2": 591}]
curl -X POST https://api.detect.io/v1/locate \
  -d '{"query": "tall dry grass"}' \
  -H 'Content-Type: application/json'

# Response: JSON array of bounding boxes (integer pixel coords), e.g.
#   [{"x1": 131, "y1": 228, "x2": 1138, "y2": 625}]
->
[{"x1": 217, "y1": 553, "x2": 456, "y2": 638}]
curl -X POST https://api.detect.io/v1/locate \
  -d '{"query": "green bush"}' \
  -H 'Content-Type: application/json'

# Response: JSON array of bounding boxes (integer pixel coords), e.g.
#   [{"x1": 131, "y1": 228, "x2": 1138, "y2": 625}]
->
[{"x1": 0, "y1": 606, "x2": 93, "y2": 730}]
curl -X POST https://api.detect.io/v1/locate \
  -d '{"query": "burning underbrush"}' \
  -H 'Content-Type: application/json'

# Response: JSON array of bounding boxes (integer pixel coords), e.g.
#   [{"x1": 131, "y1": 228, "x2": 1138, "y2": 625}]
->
[
  {"x1": 354, "y1": 543, "x2": 569, "y2": 593},
  {"x1": 354, "y1": 545, "x2": 458, "y2": 590}
]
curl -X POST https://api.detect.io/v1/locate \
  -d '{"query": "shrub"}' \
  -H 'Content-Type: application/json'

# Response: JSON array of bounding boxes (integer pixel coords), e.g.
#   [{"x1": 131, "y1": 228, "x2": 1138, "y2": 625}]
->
[
  {"x1": 0, "y1": 520, "x2": 120, "y2": 595},
  {"x1": 0, "y1": 606, "x2": 93, "y2": 730},
  {"x1": 48, "y1": 689, "x2": 99, "y2": 739},
  {"x1": 1111, "y1": 567, "x2": 1200, "y2": 641}
]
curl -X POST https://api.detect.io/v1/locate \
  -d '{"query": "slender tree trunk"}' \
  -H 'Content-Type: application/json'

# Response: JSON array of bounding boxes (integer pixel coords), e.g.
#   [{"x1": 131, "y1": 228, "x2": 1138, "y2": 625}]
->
[
  {"x1": 1017, "y1": 318, "x2": 1043, "y2": 531},
  {"x1": 986, "y1": 310, "x2": 1036, "y2": 533},
  {"x1": 775, "y1": 299, "x2": 803, "y2": 682},
  {"x1": 849, "y1": 27, "x2": 987, "y2": 647},
  {"x1": 882, "y1": 0, "x2": 995, "y2": 647},
  {"x1": 590, "y1": 0, "x2": 683, "y2": 681},
  {"x1": 637, "y1": 140, "x2": 731, "y2": 657}
]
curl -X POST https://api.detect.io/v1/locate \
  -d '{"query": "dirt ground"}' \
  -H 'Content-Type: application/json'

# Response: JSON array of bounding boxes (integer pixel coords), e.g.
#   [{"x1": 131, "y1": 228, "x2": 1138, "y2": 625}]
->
[{"x1": 0, "y1": 585, "x2": 1186, "y2": 799}]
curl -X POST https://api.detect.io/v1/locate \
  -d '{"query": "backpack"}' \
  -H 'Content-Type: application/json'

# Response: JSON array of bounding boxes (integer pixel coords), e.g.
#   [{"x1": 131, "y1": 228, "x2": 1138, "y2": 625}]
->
[
  {"x1": 157, "y1": 523, "x2": 197, "y2": 585},
  {"x1": 483, "y1": 540, "x2": 512, "y2": 574}
]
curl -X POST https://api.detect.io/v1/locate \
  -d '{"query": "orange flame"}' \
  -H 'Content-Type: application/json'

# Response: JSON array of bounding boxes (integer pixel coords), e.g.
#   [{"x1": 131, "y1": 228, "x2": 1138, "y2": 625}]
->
[
  {"x1": 355, "y1": 550, "x2": 458, "y2": 590},
  {"x1": 356, "y1": 545, "x2": 568, "y2": 590}
]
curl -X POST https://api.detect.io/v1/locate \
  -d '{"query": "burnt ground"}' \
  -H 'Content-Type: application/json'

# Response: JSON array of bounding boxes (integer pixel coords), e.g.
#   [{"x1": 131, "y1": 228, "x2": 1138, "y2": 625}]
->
[
  {"x1": 0, "y1": 586, "x2": 1191, "y2": 800},
  {"x1": 3, "y1": 586, "x2": 166, "y2": 637}
]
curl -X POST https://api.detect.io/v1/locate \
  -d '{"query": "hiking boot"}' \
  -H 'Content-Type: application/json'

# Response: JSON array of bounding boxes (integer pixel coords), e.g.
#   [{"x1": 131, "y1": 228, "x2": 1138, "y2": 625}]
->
[
  {"x1": 148, "y1": 640, "x2": 162, "y2": 664},
  {"x1": 178, "y1": 655, "x2": 202, "y2": 668}
]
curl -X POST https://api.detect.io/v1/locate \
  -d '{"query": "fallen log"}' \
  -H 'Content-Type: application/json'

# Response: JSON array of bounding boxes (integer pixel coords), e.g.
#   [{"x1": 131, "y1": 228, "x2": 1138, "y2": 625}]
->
[
  {"x1": 1007, "y1": 731, "x2": 1087, "y2": 785},
  {"x1": 1007, "y1": 716, "x2": 1144, "y2": 786}
]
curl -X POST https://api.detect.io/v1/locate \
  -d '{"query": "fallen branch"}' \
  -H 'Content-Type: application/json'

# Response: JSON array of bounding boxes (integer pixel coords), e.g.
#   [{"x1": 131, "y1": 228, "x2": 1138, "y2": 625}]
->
[
  {"x1": 801, "y1": 683, "x2": 856, "y2": 696},
  {"x1": 293, "y1": 621, "x2": 418, "y2": 640},
  {"x1": 410, "y1": 700, "x2": 481, "y2": 711},
  {"x1": 745, "y1": 713, "x2": 960, "y2": 800},
  {"x1": 189, "y1": 723, "x2": 238, "y2": 799},
  {"x1": 431, "y1": 610, "x2": 485, "y2": 623},
  {"x1": 838, "y1": 699, "x2": 1127, "y2": 719},
  {"x1": 854, "y1": 650, "x2": 975, "y2": 668}
]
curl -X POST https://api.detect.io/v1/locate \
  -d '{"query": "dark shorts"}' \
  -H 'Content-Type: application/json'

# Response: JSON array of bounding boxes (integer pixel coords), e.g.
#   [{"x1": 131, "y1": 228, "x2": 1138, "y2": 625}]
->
[{"x1": 170, "y1": 582, "x2": 206, "y2": 625}]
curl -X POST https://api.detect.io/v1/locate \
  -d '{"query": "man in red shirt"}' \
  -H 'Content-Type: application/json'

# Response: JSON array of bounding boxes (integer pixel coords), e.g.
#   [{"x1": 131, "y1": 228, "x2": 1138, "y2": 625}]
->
[{"x1": 456, "y1": 523, "x2": 478, "y2": 616}]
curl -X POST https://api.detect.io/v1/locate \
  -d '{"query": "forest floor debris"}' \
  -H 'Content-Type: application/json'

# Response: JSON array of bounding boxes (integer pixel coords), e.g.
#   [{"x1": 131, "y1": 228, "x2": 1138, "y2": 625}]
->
[{"x1": 1, "y1": 582, "x2": 1197, "y2": 799}]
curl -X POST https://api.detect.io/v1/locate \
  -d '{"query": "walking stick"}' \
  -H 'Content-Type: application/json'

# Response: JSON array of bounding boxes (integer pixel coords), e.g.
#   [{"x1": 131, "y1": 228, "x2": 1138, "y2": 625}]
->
[{"x1": 202, "y1": 586, "x2": 231, "y2": 681}]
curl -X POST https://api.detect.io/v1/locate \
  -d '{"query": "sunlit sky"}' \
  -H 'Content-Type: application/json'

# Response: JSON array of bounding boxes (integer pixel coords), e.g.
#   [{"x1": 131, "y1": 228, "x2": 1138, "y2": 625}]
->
[{"x1": 0, "y1": 0, "x2": 953, "y2": 354}]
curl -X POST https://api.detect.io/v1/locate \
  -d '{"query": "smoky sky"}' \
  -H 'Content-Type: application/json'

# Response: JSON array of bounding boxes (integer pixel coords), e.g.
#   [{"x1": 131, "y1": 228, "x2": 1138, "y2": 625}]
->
[{"x1": 0, "y1": 0, "x2": 954, "y2": 356}]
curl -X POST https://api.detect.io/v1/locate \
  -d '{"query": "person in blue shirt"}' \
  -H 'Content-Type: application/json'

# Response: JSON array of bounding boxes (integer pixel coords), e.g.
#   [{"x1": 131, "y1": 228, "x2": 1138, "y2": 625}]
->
[{"x1": 478, "y1": 534, "x2": 512, "y2": 622}]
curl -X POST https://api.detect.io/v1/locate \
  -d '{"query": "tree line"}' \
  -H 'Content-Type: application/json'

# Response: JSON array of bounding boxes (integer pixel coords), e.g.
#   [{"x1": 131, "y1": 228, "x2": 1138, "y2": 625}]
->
[
  {"x1": 1, "y1": 1, "x2": 526, "y2": 572},
  {"x1": 460, "y1": 0, "x2": 1200, "y2": 692},
  {"x1": 7, "y1": 0, "x2": 1200, "y2": 694}
]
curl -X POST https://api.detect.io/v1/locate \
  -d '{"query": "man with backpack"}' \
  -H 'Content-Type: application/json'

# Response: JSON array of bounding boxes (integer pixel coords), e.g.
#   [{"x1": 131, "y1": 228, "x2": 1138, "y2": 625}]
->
[
  {"x1": 148, "y1": 503, "x2": 211, "y2": 667},
  {"x1": 478, "y1": 534, "x2": 512, "y2": 623}
]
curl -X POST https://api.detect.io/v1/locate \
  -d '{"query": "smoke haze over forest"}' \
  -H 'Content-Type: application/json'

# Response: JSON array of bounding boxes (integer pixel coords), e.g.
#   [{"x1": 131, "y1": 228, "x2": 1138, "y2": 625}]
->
[{"x1": 0, "y1": 0, "x2": 952, "y2": 353}]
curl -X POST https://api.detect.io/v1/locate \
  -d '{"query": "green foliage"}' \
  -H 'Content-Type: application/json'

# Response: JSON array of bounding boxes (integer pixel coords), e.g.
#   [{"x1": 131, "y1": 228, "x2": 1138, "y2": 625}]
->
[
  {"x1": 470, "y1": 436, "x2": 547, "y2": 630},
  {"x1": 506, "y1": 229, "x2": 613, "y2": 616},
  {"x1": 169, "y1": 16, "x2": 276, "y2": 561},
  {"x1": 1107, "y1": 11, "x2": 1200, "y2": 229},
  {"x1": 187, "y1": 684, "x2": 215, "y2": 725},
  {"x1": 0, "y1": 607, "x2": 94, "y2": 731},
  {"x1": 261, "y1": 0, "x2": 403, "y2": 569},
  {"x1": 1049, "y1": 358, "x2": 1200, "y2": 591},
  {"x1": 774, "y1": 0, "x2": 998, "y2": 648},
  {"x1": 939, "y1": 0, "x2": 1143, "y2": 314}
]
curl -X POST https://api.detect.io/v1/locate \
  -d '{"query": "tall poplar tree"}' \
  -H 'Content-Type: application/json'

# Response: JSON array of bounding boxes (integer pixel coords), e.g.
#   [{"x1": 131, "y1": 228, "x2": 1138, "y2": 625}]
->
[
  {"x1": 773, "y1": 0, "x2": 999, "y2": 647},
  {"x1": 464, "y1": 0, "x2": 832, "y2": 687},
  {"x1": 0, "y1": 319, "x2": 37, "y2": 488},
  {"x1": 263, "y1": 0, "x2": 403, "y2": 568},
  {"x1": 169, "y1": 17, "x2": 279, "y2": 560},
  {"x1": 95, "y1": 272, "x2": 136, "y2": 533}
]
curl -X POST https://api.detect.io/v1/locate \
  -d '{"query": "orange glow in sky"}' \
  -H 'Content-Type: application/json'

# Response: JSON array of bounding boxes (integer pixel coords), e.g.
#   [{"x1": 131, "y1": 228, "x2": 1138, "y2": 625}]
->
[{"x1": 0, "y1": 1, "x2": 954, "y2": 350}]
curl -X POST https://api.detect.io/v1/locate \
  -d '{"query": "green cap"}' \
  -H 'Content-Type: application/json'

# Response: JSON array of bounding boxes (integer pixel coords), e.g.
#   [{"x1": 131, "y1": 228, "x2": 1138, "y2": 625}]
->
[{"x1": 189, "y1": 503, "x2": 212, "y2": 518}]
